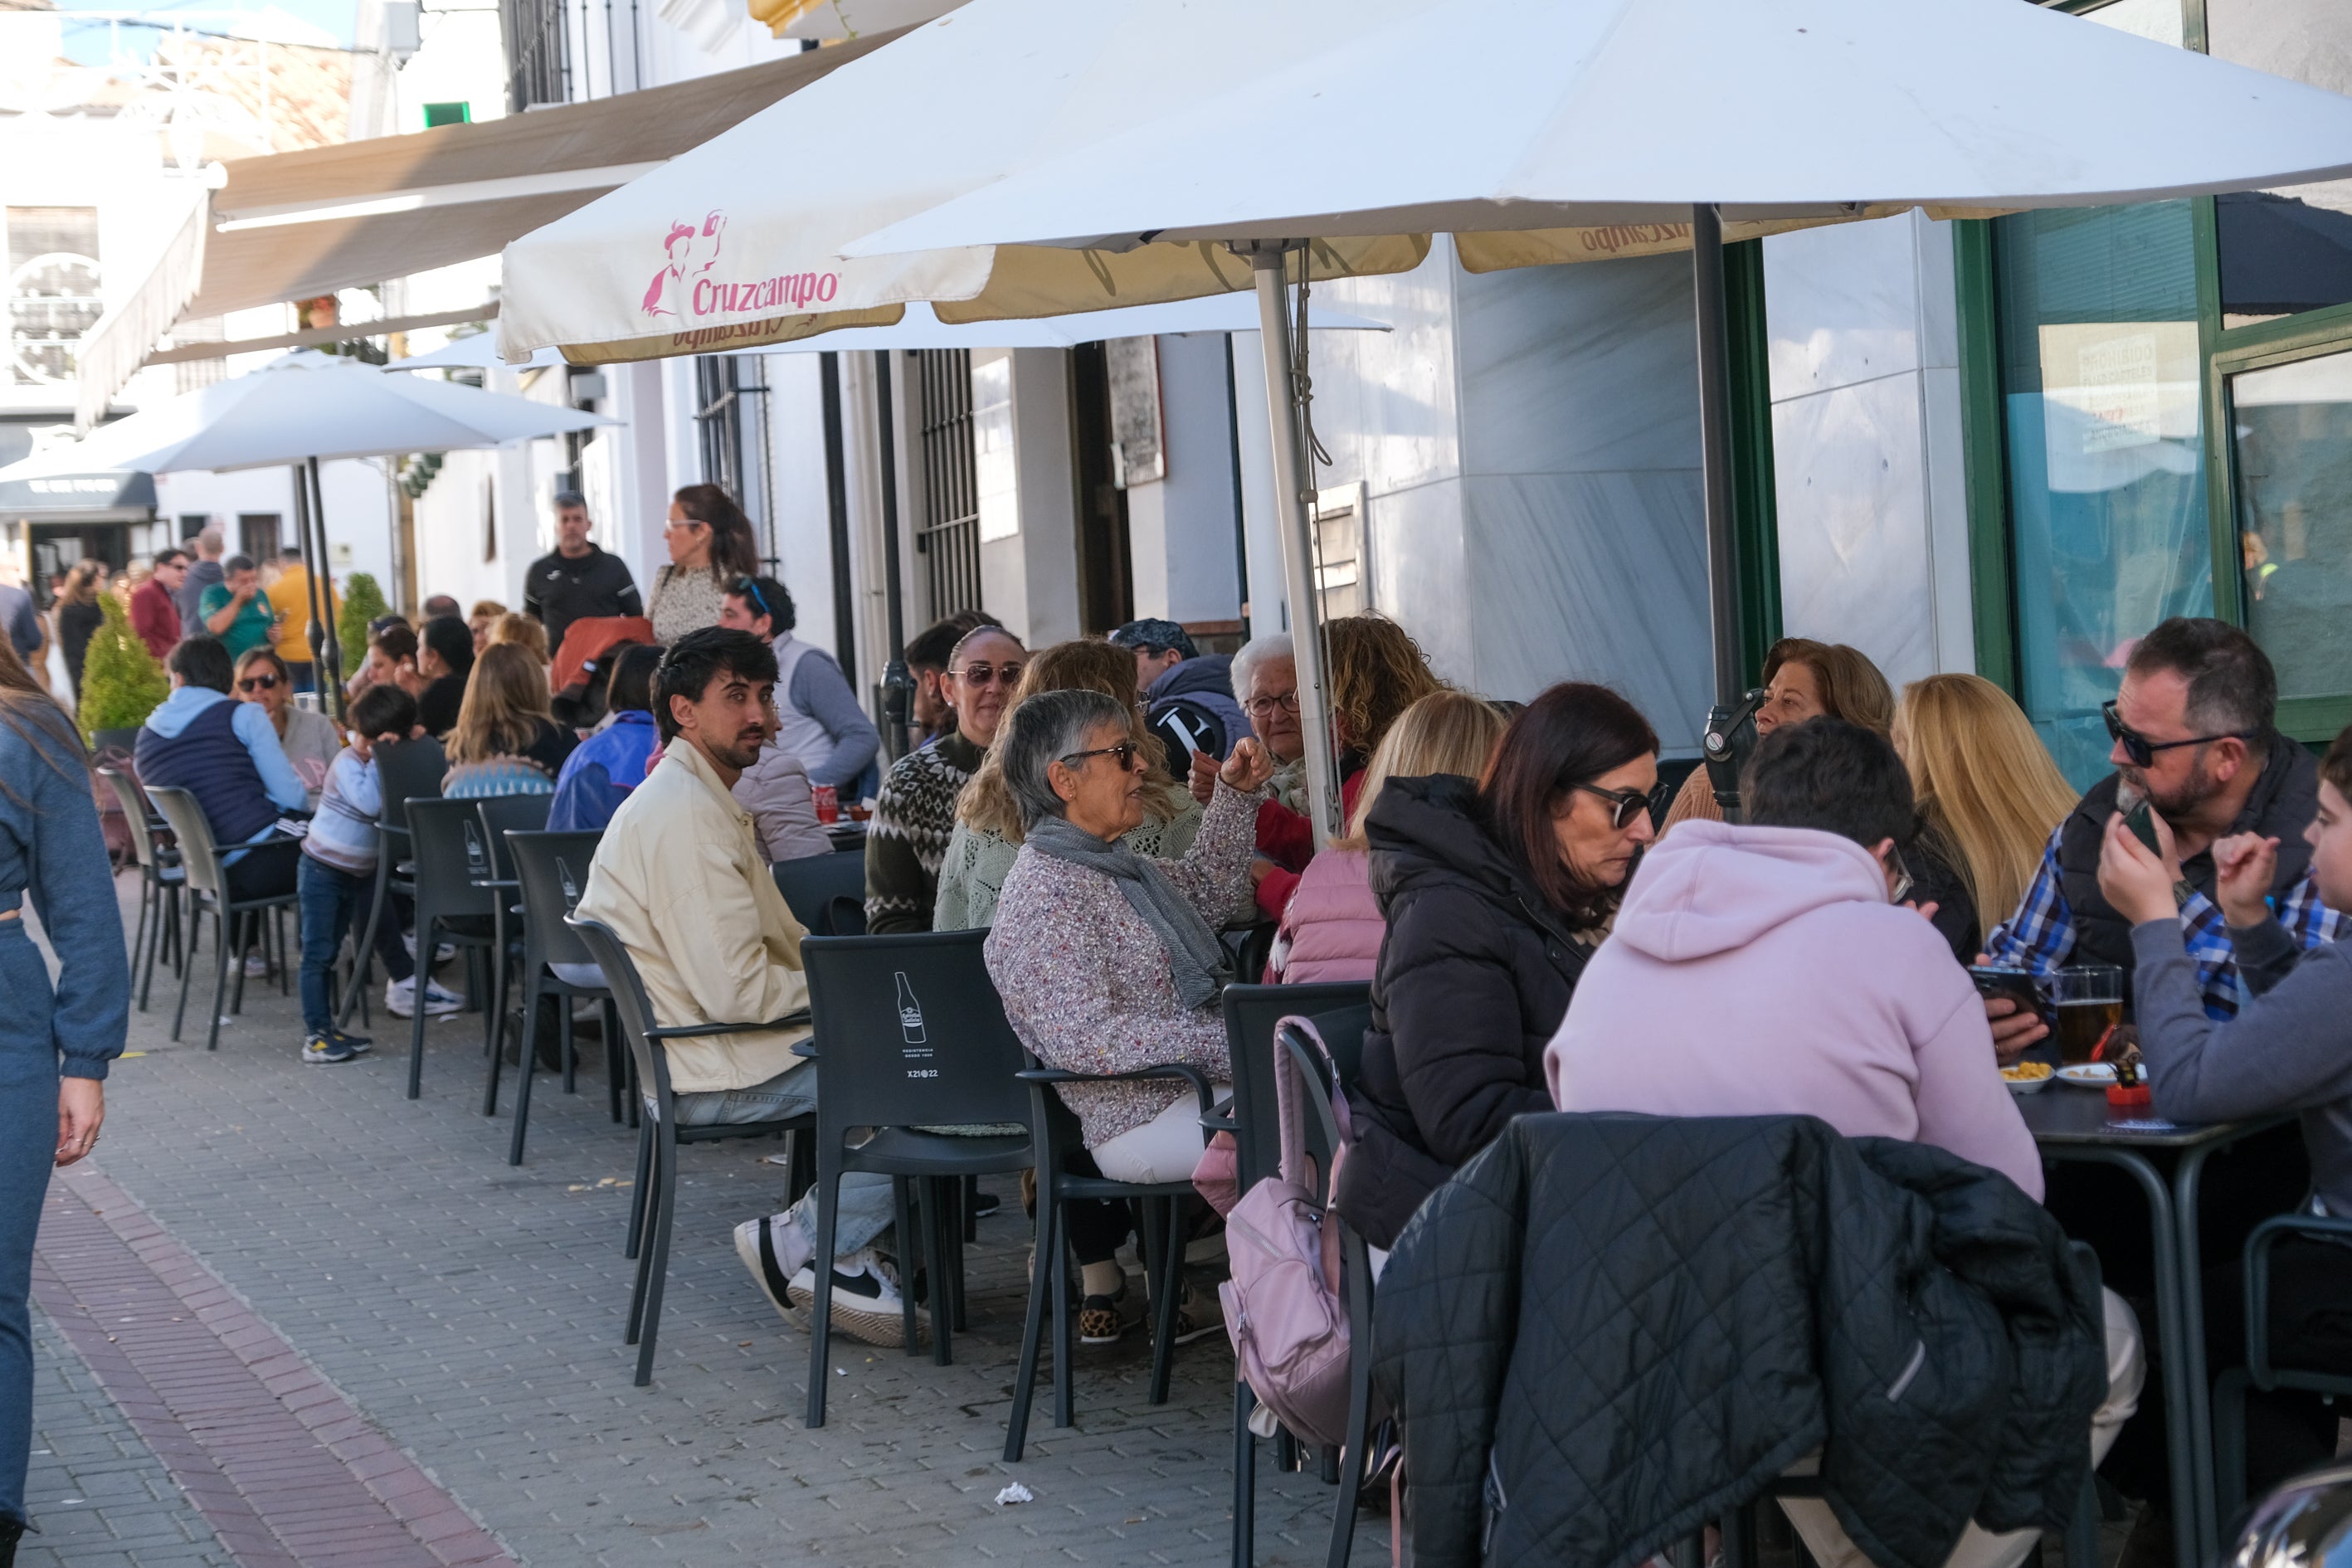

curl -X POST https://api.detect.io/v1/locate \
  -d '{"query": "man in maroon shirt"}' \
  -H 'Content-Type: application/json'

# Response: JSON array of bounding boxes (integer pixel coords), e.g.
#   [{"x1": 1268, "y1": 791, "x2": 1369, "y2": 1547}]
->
[{"x1": 130, "y1": 548, "x2": 187, "y2": 660}]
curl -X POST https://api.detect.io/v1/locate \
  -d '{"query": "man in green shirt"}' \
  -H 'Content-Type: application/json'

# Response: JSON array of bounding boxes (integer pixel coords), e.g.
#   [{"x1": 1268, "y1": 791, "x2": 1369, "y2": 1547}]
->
[{"x1": 198, "y1": 554, "x2": 280, "y2": 664}]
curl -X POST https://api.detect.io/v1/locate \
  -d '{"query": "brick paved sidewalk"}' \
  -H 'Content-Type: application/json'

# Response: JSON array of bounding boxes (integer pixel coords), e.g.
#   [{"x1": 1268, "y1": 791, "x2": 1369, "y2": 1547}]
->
[{"x1": 22, "y1": 879, "x2": 1375, "y2": 1566}]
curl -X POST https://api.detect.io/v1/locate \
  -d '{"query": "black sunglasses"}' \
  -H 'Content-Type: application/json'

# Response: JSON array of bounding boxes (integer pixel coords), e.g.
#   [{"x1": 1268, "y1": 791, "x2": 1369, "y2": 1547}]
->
[
  {"x1": 238, "y1": 674, "x2": 280, "y2": 693},
  {"x1": 1059, "y1": 741, "x2": 1145, "y2": 772},
  {"x1": 2101, "y1": 700, "x2": 2248, "y2": 769},
  {"x1": 953, "y1": 662, "x2": 1024, "y2": 686},
  {"x1": 1571, "y1": 779, "x2": 1668, "y2": 831}
]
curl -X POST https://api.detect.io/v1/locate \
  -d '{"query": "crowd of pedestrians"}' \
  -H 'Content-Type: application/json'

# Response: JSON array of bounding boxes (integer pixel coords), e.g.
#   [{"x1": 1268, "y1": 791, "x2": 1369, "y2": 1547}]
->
[{"x1": 4, "y1": 472, "x2": 2351, "y2": 1568}]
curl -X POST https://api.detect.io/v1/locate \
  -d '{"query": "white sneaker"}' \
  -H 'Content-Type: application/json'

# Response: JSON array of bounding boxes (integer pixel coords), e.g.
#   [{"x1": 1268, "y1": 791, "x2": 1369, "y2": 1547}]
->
[
  {"x1": 398, "y1": 932, "x2": 457, "y2": 965},
  {"x1": 385, "y1": 976, "x2": 464, "y2": 1018},
  {"x1": 242, "y1": 953, "x2": 270, "y2": 978},
  {"x1": 733, "y1": 1216, "x2": 812, "y2": 1329},
  {"x1": 783, "y1": 1246, "x2": 913, "y2": 1349}
]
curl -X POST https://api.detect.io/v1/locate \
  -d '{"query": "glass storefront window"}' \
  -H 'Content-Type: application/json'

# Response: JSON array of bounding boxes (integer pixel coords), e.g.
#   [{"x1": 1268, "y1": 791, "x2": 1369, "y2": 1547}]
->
[
  {"x1": 2232, "y1": 349, "x2": 2352, "y2": 701},
  {"x1": 1995, "y1": 201, "x2": 2213, "y2": 786},
  {"x1": 2206, "y1": 0, "x2": 2352, "y2": 329}
]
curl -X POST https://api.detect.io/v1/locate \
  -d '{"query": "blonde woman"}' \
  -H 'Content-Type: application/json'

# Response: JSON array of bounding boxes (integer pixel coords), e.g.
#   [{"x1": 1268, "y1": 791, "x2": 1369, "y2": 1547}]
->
[
  {"x1": 441, "y1": 642, "x2": 577, "y2": 797},
  {"x1": 466, "y1": 600, "x2": 509, "y2": 657},
  {"x1": 1894, "y1": 672, "x2": 2080, "y2": 961},
  {"x1": 1662, "y1": 637, "x2": 1896, "y2": 832},
  {"x1": 934, "y1": 639, "x2": 1200, "y2": 932},
  {"x1": 1269, "y1": 690, "x2": 1508, "y2": 984},
  {"x1": 486, "y1": 611, "x2": 550, "y2": 665}
]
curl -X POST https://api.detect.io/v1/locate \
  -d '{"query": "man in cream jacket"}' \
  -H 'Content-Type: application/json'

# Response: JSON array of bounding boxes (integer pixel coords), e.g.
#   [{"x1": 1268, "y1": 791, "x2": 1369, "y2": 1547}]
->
[{"x1": 577, "y1": 627, "x2": 909, "y2": 1346}]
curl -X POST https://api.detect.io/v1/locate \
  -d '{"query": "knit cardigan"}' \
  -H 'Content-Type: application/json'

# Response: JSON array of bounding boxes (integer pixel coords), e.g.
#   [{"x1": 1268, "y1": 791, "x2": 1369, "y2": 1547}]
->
[
  {"x1": 982, "y1": 779, "x2": 1263, "y2": 1147},
  {"x1": 864, "y1": 730, "x2": 986, "y2": 933}
]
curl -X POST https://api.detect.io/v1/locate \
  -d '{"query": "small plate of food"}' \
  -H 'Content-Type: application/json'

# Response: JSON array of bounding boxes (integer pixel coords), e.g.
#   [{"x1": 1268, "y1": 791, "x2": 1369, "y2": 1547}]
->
[
  {"x1": 2057, "y1": 1063, "x2": 2118, "y2": 1088},
  {"x1": 2001, "y1": 1061, "x2": 2054, "y2": 1095}
]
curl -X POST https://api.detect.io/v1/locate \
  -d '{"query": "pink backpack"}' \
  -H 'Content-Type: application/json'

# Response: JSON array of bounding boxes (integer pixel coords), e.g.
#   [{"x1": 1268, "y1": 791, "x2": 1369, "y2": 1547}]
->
[{"x1": 1217, "y1": 1015, "x2": 1357, "y2": 1451}]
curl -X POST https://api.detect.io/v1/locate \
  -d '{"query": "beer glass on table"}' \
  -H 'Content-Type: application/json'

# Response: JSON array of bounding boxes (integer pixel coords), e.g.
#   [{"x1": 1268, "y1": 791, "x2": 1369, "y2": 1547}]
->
[{"x1": 2053, "y1": 964, "x2": 2125, "y2": 1064}]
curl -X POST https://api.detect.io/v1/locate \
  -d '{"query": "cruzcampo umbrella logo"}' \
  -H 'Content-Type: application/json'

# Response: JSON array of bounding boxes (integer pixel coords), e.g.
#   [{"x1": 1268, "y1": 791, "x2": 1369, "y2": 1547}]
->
[{"x1": 641, "y1": 209, "x2": 842, "y2": 322}]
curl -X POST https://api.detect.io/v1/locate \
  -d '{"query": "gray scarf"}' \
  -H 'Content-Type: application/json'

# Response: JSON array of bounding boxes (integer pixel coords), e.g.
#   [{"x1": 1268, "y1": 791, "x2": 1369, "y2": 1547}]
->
[{"x1": 1028, "y1": 815, "x2": 1233, "y2": 1009}]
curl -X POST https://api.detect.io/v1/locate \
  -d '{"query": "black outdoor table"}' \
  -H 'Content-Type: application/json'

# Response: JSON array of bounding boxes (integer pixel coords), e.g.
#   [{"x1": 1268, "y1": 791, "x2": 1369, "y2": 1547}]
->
[{"x1": 2019, "y1": 1088, "x2": 2290, "y2": 1568}]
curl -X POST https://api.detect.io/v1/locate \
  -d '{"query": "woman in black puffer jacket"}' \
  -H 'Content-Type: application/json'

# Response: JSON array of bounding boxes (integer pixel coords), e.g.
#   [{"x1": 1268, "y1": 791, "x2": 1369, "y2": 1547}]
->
[{"x1": 1334, "y1": 683, "x2": 1661, "y2": 1250}]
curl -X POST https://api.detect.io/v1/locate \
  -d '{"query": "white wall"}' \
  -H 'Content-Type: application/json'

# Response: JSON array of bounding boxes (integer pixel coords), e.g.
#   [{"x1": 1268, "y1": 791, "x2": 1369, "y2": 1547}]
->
[
  {"x1": 1765, "y1": 210, "x2": 1975, "y2": 689},
  {"x1": 1123, "y1": 330, "x2": 1245, "y2": 630}
]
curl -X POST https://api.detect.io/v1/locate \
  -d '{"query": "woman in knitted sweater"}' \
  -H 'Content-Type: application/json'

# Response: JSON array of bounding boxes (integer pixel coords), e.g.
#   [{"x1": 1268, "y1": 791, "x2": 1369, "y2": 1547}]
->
[
  {"x1": 863, "y1": 625, "x2": 1025, "y2": 933},
  {"x1": 934, "y1": 639, "x2": 1201, "y2": 932}
]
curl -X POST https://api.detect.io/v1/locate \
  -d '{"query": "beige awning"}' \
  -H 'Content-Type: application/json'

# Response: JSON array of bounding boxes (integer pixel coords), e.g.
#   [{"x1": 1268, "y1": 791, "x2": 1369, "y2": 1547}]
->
[{"x1": 77, "y1": 31, "x2": 899, "y2": 426}]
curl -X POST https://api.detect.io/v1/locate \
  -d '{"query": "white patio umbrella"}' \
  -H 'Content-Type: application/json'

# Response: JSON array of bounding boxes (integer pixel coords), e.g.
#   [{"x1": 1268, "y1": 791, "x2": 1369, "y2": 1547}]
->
[
  {"x1": 0, "y1": 353, "x2": 611, "y2": 703},
  {"x1": 501, "y1": 0, "x2": 2352, "y2": 840}
]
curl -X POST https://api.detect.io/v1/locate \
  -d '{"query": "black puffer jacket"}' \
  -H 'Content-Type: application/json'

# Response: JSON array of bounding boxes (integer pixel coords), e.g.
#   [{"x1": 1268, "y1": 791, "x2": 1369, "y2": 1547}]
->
[
  {"x1": 1332, "y1": 773, "x2": 1595, "y2": 1249},
  {"x1": 1374, "y1": 1113, "x2": 2109, "y2": 1568}
]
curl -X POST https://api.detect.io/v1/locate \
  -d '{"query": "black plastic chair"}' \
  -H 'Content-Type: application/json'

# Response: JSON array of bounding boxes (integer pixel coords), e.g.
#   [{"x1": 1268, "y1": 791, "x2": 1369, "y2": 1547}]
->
[
  {"x1": 1215, "y1": 984, "x2": 1370, "y2": 1565},
  {"x1": 565, "y1": 913, "x2": 811, "y2": 1388},
  {"x1": 97, "y1": 766, "x2": 183, "y2": 1011},
  {"x1": 2213, "y1": 1211, "x2": 2352, "y2": 1520},
  {"x1": 796, "y1": 930, "x2": 1035, "y2": 1426},
  {"x1": 772, "y1": 849, "x2": 867, "y2": 934},
  {"x1": 400, "y1": 797, "x2": 502, "y2": 1099},
  {"x1": 143, "y1": 785, "x2": 302, "y2": 1053},
  {"x1": 471, "y1": 793, "x2": 551, "y2": 1076},
  {"x1": 338, "y1": 736, "x2": 444, "y2": 1030},
  {"x1": 1005, "y1": 1054, "x2": 1214, "y2": 1463},
  {"x1": 494, "y1": 830, "x2": 616, "y2": 1166}
]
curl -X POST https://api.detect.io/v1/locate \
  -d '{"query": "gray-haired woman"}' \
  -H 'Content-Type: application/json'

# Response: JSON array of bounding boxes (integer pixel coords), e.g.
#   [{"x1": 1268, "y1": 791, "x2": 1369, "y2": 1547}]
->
[{"x1": 982, "y1": 689, "x2": 1273, "y2": 1318}]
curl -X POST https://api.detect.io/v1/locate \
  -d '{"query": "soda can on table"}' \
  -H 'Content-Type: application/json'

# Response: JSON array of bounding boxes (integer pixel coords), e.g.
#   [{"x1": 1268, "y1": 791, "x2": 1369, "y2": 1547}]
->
[{"x1": 812, "y1": 785, "x2": 840, "y2": 824}]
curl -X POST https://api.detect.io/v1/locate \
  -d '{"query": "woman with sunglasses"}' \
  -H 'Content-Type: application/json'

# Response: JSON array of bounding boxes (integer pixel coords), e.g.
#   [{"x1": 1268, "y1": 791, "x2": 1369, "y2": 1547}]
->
[
  {"x1": 864, "y1": 624, "x2": 1028, "y2": 933},
  {"x1": 1334, "y1": 682, "x2": 1661, "y2": 1253},
  {"x1": 984, "y1": 689, "x2": 1275, "y2": 1338},
  {"x1": 646, "y1": 485, "x2": 761, "y2": 644},
  {"x1": 235, "y1": 647, "x2": 339, "y2": 808}
]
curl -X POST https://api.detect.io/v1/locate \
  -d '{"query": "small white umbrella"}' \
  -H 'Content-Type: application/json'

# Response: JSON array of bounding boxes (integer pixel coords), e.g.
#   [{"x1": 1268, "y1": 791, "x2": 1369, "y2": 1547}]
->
[{"x1": 0, "y1": 353, "x2": 611, "y2": 701}]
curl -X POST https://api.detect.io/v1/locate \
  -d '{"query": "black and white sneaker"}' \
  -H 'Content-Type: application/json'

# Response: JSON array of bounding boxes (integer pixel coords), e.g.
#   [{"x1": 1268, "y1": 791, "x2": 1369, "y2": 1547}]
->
[
  {"x1": 301, "y1": 1030, "x2": 361, "y2": 1064},
  {"x1": 733, "y1": 1216, "x2": 809, "y2": 1330},
  {"x1": 786, "y1": 1247, "x2": 916, "y2": 1349}
]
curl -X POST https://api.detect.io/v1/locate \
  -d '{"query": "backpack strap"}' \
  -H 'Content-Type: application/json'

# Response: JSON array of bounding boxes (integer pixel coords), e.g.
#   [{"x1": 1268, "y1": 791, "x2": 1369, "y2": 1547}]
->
[{"x1": 1271, "y1": 1013, "x2": 1347, "y2": 1198}]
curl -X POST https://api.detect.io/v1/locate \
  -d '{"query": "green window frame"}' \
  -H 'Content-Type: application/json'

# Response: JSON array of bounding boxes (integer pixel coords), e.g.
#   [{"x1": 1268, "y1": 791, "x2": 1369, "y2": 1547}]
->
[{"x1": 1956, "y1": 0, "x2": 2352, "y2": 747}]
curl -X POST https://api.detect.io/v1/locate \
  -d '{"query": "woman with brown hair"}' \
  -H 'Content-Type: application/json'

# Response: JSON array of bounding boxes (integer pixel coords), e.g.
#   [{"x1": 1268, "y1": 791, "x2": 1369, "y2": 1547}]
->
[
  {"x1": 0, "y1": 634, "x2": 126, "y2": 1561},
  {"x1": 646, "y1": 485, "x2": 761, "y2": 643},
  {"x1": 55, "y1": 560, "x2": 106, "y2": 699},
  {"x1": 441, "y1": 642, "x2": 577, "y2": 797},
  {"x1": 1333, "y1": 681, "x2": 1660, "y2": 1250},
  {"x1": 235, "y1": 646, "x2": 341, "y2": 807},
  {"x1": 1894, "y1": 672, "x2": 2079, "y2": 961},
  {"x1": 1250, "y1": 611, "x2": 1447, "y2": 921},
  {"x1": 935, "y1": 638, "x2": 1201, "y2": 932},
  {"x1": 1661, "y1": 635, "x2": 1895, "y2": 831}
]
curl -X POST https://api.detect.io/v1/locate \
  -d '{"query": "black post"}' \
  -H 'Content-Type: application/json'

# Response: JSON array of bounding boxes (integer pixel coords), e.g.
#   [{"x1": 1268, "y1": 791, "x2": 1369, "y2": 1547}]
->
[
  {"x1": 304, "y1": 457, "x2": 345, "y2": 720},
  {"x1": 820, "y1": 351, "x2": 857, "y2": 687},
  {"x1": 874, "y1": 351, "x2": 911, "y2": 757},
  {"x1": 1692, "y1": 202, "x2": 1756, "y2": 821}
]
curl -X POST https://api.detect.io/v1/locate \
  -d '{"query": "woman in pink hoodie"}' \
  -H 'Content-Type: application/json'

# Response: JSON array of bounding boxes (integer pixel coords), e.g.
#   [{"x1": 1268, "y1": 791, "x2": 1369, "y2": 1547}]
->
[
  {"x1": 1546, "y1": 717, "x2": 2041, "y2": 1197},
  {"x1": 1268, "y1": 691, "x2": 1507, "y2": 984}
]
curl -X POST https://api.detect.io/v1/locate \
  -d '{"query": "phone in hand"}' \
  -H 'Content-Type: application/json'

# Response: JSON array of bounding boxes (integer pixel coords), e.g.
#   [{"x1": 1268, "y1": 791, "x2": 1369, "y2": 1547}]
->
[
  {"x1": 1969, "y1": 965, "x2": 2041, "y2": 1016},
  {"x1": 2125, "y1": 800, "x2": 2163, "y2": 857}
]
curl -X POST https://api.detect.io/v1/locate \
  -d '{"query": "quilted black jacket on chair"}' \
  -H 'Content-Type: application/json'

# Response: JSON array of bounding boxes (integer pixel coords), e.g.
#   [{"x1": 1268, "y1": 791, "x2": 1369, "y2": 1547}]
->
[
  {"x1": 1333, "y1": 772, "x2": 1595, "y2": 1249},
  {"x1": 1371, "y1": 1113, "x2": 2107, "y2": 1568}
]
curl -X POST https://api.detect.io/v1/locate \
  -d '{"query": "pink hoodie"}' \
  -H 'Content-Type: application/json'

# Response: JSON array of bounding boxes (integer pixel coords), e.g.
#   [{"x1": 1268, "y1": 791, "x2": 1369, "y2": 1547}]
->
[
  {"x1": 1545, "y1": 820, "x2": 2043, "y2": 1200},
  {"x1": 1269, "y1": 847, "x2": 1383, "y2": 984}
]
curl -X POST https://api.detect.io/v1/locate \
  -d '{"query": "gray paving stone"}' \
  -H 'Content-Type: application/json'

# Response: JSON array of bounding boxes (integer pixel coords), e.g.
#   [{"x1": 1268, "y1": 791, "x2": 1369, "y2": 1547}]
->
[{"x1": 29, "y1": 884, "x2": 1372, "y2": 1566}]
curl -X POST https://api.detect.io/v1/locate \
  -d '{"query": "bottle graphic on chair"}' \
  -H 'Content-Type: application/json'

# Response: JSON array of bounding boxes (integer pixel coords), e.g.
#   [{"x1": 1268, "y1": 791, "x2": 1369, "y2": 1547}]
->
[{"x1": 895, "y1": 972, "x2": 927, "y2": 1045}]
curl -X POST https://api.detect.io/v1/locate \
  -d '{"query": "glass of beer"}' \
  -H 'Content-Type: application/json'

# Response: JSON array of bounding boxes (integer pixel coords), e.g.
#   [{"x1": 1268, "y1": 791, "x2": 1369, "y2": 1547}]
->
[{"x1": 2053, "y1": 964, "x2": 2126, "y2": 1064}]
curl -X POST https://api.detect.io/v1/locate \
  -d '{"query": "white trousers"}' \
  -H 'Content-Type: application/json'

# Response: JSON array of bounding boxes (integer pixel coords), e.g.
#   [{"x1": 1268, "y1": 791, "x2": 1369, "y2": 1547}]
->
[
  {"x1": 1780, "y1": 1287, "x2": 2145, "y2": 1568},
  {"x1": 1090, "y1": 1083, "x2": 1234, "y2": 1186}
]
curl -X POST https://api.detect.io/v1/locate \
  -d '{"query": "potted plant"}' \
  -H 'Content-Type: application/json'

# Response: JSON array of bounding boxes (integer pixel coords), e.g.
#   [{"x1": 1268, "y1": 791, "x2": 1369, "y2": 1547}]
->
[
  {"x1": 338, "y1": 571, "x2": 390, "y2": 673},
  {"x1": 78, "y1": 594, "x2": 168, "y2": 750}
]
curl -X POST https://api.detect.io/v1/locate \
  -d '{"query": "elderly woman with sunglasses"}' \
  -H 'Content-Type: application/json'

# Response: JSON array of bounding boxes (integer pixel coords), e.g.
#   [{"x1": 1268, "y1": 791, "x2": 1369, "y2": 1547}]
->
[
  {"x1": 864, "y1": 625, "x2": 1028, "y2": 933},
  {"x1": 235, "y1": 647, "x2": 340, "y2": 808},
  {"x1": 984, "y1": 688, "x2": 1273, "y2": 1187}
]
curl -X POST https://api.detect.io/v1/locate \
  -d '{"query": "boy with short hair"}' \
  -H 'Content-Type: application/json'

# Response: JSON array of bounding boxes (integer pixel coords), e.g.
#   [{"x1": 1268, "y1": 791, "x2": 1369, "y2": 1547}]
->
[{"x1": 294, "y1": 684, "x2": 433, "y2": 1062}]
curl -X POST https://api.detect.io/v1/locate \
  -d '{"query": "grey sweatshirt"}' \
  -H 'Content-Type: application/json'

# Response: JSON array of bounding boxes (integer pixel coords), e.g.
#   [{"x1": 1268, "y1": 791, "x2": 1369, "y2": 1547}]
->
[{"x1": 2132, "y1": 917, "x2": 2352, "y2": 1216}]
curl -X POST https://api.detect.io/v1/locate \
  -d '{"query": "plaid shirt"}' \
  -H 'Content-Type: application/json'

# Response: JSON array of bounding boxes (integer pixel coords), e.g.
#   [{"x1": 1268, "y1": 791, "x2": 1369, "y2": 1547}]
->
[{"x1": 1985, "y1": 825, "x2": 2345, "y2": 1020}]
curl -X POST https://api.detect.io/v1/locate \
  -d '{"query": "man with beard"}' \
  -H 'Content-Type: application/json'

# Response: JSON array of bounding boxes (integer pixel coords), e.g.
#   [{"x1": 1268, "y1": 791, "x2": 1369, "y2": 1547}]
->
[
  {"x1": 575, "y1": 628, "x2": 913, "y2": 1346},
  {"x1": 1983, "y1": 617, "x2": 2342, "y2": 1056}
]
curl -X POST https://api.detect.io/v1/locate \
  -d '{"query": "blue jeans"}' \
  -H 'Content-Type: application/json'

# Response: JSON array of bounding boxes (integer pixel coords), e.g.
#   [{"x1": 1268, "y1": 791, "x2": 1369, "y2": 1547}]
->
[
  {"x1": 0, "y1": 919, "x2": 57, "y2": 1527},
  {"x1": 670, "y1": 1062, "x2": 896, "y2": 1263},
  {"x1": 297, "y1": 856, "x2": 411, "y2": 1035}
]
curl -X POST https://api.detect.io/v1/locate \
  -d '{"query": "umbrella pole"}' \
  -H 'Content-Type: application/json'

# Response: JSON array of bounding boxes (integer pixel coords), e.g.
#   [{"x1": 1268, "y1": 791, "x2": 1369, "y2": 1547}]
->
[
  {"x1": 1249, "y1": 250, "x2": 1341, "y2": 850},
  {"x1": 1691, "y1": 202, "x2": 1744, "y2": 711}
]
